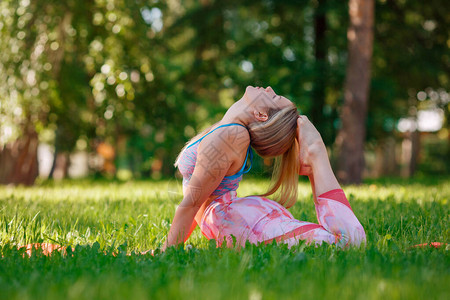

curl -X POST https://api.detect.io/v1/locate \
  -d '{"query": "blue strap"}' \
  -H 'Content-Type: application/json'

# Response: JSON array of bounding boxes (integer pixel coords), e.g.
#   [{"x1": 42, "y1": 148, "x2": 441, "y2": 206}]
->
[
  {"x1": 239, "y1": 146, "x2": 253, "y2": 173},
  {"x1": 224, "y1": 146, "x2": 253, "y2": 179},
  {"x1": 186, "y1": 123, "x2": 247, "y2": 149},
  {"x1": 242, "y1": 146, "x2": 253, "y2": 174}
]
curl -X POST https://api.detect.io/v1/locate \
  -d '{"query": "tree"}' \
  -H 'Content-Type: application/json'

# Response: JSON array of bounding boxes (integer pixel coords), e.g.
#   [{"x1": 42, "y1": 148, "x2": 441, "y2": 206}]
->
[
  {"x1": 310, "y1": 0, "x2": 329, "y2": 143},
  {"x1": 1, "y1": 0, "x2": 447, "y2": 184},
  {"x1": 335, "y1": 0, "x2": 374, "y2": 184}
]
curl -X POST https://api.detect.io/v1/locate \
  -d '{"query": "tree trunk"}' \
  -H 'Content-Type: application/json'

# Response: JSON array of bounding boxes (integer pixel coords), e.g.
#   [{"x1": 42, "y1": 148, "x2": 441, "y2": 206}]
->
[
  {"x1": 335, "y1": 0, "x2": 374, "y2": 184},
  {"x1": 48, "y1": 143, "x2": 58, "y2": 179},
  {"x1": 374, "y1": 137, "x2": 398, "y2": 177},
  {"x1": 0, "y1": 126, "x2": 39, "y2": 186},
  {"x1": 51, "y1": 152, "x2": 70, "y2": 180},
  {"x1": 311, "y1": 0, "x2": 328, "y2": 142}
]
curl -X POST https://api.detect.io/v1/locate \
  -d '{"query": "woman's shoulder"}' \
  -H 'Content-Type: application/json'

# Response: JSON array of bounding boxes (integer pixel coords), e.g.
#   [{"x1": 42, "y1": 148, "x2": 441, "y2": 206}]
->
[{"x1": 199, "y1": 123, "x2": 250, "y2": 156}]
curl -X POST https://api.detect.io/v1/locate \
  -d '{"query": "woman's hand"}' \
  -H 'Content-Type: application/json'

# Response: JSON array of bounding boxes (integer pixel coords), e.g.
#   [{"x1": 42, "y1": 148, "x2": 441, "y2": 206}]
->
[{"x1": 296, "y1": 115, "x2": 327, "y2": 175}]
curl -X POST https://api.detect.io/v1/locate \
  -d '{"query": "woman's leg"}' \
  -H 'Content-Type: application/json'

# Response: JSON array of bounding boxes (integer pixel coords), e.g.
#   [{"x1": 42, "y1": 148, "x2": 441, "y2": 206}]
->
[
  {"x1": 287, "y1": 115, "x2": 367, "y2": 247},
  {"x1": 306, "y1": 142, "x2": 366, "y2": 247},
  {"x1": 213, "y1": 150, "x2": 366, "y2": 248},
  {"x1": 311, "y1": 188, "x2": 366, "y2": 247},
  {"x1": 261, "y1": 147, "x2": 365, "y2": 247},
  {"x1": 201, "y1": 190, "x2": 365, "y2": 248},
  {"x1": 259, "y1": 188, "x2": 365, "y2": 248}
]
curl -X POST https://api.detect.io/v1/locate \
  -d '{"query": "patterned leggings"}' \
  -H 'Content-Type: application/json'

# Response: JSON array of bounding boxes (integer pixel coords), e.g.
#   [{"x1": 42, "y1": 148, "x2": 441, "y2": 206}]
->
[{"x1": 200, "y1": 189, "x2": 366, "y2": 248}]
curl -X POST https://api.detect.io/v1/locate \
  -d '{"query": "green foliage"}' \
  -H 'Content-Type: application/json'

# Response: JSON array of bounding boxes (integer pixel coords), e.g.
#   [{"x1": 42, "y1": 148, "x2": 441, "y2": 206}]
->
[
  {"x1": 0, "y1": 178, "x2": 449, "y2": 299},
  {"x1": 0, "y1": 0, "x2": 448, "y2": 177}
]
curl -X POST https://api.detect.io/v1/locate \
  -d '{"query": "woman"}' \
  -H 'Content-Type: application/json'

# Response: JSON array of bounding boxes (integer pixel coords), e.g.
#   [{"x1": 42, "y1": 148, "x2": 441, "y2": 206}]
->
[
  {"x1": 165, "y1": 86, "x2": 366, "y2": 250},
  {"x1": 18, "y1": 86, "x2": 365, "y2": 257}
]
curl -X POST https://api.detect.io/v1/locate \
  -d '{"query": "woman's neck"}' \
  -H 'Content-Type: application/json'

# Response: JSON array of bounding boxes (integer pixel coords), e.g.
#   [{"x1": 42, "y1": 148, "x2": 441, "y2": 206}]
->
[{"x1": 220, "y1": 98, "x2": 253, "y2": 127}]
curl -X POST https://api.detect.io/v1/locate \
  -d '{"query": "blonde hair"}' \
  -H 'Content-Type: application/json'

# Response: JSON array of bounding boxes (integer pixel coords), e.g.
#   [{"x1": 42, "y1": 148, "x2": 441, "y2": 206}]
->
[{"x1": 248, "y1": 105, "x2": 299, "y2": 208}]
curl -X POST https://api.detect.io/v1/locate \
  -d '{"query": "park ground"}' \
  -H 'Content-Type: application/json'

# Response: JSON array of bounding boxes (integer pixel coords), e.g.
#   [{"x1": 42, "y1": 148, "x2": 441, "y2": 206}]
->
[{"x1": 0, "y1": 177, "x2": 449, "y2": 300}]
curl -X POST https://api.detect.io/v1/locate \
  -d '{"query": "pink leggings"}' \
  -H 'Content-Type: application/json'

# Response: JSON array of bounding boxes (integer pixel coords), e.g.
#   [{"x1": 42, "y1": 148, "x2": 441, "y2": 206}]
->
[{"x1": 200, "y1": 189, "x2": 366, "y2": 248}]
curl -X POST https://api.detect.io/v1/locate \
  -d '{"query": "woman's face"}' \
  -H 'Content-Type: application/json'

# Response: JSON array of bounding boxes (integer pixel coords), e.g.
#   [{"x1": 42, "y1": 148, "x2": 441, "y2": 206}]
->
[{"x1": 244, "y1": 86, "x2": 293, "y2": 110}]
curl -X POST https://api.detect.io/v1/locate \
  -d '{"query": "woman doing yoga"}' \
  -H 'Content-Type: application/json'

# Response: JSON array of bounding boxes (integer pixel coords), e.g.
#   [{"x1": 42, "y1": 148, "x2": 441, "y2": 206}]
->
[
  {"x1": 18, "y1": 86, "x2": 366, "y2": 256},
  {"x1": 165, "y1": 86, "x2": 366, "y2": 250}
]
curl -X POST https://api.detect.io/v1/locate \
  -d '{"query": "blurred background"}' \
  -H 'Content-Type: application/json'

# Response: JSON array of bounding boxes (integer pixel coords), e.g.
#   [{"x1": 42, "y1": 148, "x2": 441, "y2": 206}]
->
[{"x1": 0, "y1": 0, "x2": 448, "y2": 186}]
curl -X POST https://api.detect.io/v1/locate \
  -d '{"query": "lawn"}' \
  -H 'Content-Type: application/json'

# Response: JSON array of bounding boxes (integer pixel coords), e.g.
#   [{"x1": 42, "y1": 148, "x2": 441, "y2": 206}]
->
[{"x1": 0, "y1": 177, "x2": 448, "y2": 300}]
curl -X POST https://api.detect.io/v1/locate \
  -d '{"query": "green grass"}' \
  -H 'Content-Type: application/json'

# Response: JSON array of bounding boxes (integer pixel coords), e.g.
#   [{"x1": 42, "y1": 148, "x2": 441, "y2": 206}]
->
[{"x1": 0, "y1": 177, "x2": 449, "y2": 300}]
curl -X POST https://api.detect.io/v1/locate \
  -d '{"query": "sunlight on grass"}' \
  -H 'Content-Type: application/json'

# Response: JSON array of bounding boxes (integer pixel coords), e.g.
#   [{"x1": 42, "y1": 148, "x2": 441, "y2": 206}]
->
[{"x1": 0, "y1": 178, "x2": 448, "y2": 299}]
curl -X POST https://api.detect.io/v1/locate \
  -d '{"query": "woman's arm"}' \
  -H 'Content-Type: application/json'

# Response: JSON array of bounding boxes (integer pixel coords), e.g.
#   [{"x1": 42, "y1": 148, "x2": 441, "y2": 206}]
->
[
  {"x1": 185, "y1": 219, "x2": 198, "y2": 242},
  {"x1": 297, "y1": 116, "x2": 340, "y2": 198},
  {"x1": 163, "y1": 132, "x2": 245, "y2": 250},
  {"x1": 307, "y1": 152, "x2": 341, "y2": 204},
  {"x1": 163, "y1": 175, "x2": 225, "y2": 251}
]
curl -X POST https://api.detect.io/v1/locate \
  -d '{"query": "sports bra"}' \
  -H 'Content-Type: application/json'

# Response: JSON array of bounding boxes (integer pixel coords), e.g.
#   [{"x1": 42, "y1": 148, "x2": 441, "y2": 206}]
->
[{"x1": 177, "y1": 123, "x2": 253, "y2": 197}]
